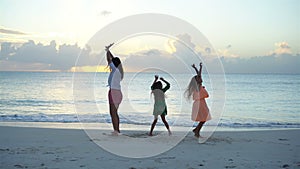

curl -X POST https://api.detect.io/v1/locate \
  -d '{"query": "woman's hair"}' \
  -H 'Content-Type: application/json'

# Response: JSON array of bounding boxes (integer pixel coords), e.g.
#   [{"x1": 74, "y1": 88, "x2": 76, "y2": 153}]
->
[
  {"x1": 152, "y1": 81, "x2": 162, "y2": 90},
  {"x1": 112, "y1": 57, "x2": 124, "y2": 80},
  {"x1": 185, "y1": 75, "x2": 200, "y2": 100}
]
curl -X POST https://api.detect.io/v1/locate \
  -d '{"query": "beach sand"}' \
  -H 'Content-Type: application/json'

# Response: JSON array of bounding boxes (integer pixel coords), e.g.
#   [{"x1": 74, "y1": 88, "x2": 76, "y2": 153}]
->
[{"x1": 0, "y1": 125, "x2": 299, "y2": 169}]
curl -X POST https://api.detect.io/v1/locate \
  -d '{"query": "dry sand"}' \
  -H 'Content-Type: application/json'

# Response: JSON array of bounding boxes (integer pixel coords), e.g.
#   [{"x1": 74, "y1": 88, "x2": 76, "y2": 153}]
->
[{"x1": 0, "y1": 126, "x2": 299, "y2": 169}]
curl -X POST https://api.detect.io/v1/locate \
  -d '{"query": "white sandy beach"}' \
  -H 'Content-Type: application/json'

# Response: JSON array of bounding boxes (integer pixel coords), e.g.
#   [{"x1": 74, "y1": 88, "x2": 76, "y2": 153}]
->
[{"x1": 0, "y1": 125, "x2": 299, "y2": 169}]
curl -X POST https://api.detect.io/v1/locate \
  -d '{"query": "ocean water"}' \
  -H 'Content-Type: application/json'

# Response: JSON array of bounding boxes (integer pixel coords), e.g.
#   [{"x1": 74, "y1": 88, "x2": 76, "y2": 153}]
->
[{"x1": 0, "y1": 72, "x2": 299, "y2": 129}]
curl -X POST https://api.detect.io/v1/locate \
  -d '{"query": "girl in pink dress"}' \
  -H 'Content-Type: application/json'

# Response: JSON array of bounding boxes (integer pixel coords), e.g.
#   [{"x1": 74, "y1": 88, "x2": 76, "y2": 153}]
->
[{"x1": 185, "y1": 63, "x2": 211, "y2": 138}]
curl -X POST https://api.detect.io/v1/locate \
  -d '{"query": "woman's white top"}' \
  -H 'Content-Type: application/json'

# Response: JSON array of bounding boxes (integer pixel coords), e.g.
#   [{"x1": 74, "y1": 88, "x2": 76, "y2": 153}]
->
[{"x1": 108, "y1": 62, "x2": 121, "y2": 90}]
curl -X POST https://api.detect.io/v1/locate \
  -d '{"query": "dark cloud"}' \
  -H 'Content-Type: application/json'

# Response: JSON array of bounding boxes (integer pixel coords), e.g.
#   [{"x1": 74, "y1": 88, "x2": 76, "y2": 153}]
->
[
  {"x1": 1, "y1": 39, "x2": 299, "y2": 74},
  {"x1": 0, "y1": 40, "x2": 93, "y2": 71},
  {"x1": 0, "y1": 28, "x2": 28, "y2": 35},
  {"x1": 221, "y1": 54, "x2": 300, "y2": 74},
  {"x1": 205, "y1": 47, "x2": 211, "y2": 54}
]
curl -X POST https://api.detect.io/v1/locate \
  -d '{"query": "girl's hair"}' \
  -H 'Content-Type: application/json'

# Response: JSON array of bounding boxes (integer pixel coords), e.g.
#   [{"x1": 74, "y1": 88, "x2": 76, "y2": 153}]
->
[
  {"x1": 112, "y1": 57, "x2": 124, "y2": 80},
  {"x1": 152, "y1": 81, "x2": 162, "y2": 90},
  {"x1": 185, "y1": 75, "x2": 200, "y2": 100},
  {"x1": 151, "y1": 81, "x2": 166, "y2": 99}
]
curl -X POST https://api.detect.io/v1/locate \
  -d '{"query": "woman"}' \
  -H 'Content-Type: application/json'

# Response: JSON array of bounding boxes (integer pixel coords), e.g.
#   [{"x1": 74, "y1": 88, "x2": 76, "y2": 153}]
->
[{"x1": 106, "y1": 43, "x2": 124, "y2": 135}]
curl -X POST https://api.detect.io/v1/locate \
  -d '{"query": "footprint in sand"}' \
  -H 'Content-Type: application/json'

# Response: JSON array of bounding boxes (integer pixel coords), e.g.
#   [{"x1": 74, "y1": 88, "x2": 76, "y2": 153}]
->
[
  {"x1": 102, "y1": 132, "x2": 153, "y2": 138},
  {"x1": 14, "y1": 164, "x2": 27, "y2": 168}
]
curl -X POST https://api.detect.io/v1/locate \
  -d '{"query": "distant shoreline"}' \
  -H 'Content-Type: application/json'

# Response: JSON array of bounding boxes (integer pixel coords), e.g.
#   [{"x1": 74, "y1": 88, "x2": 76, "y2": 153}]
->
[{"x1": 1, "y1": 71, "x2": 300, "y2": 75}]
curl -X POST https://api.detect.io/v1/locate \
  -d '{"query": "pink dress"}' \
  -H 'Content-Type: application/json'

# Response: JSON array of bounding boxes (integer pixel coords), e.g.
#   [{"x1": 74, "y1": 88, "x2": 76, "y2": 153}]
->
[{"x1": 191, "y1": 86, "x2": 211, "y2": 122}]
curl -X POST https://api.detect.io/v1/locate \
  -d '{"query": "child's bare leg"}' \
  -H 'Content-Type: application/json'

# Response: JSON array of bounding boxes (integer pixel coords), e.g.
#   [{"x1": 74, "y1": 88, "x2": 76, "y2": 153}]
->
[
  {"x1": 149, "y1": 117, "x2": 158, "y2": 136},
  {"x1": 161, "y1": 115, "x2": 171, "y2": 135},
  {"x1": 193, "y1": 121, "x2": 205, "y2": 138}
]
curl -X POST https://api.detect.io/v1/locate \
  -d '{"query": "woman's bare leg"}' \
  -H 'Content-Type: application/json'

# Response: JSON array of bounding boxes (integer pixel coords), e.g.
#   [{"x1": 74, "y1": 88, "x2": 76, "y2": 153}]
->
[{"x1": 109, "y1": 103, "x2": 120, "y2": 133}]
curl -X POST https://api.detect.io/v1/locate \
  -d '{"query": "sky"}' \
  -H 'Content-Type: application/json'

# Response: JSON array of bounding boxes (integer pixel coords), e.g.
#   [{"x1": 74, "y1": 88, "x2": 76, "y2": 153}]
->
[{"x1": 0, "y1": 0, "x2": 299, "y2": 73}]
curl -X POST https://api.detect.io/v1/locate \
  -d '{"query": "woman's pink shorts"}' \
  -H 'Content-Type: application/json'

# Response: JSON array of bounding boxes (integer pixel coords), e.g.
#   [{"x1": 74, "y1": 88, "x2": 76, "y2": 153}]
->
[{"x1": 108, "y1": 89, "x2": 123, "y2": 105}]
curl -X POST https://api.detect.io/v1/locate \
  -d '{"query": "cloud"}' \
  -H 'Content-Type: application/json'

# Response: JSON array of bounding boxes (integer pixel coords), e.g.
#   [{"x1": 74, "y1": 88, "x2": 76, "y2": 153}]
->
[
  {"x1": 119, "y1": 34, "x2": 223, "y2": 74},
  {"x1": 276, "y1": 42, "x2": 290, "y2": 49},
  {"x1": 1, "y1": 39, "x2": 299, "y2": 74},
  {"x1": 171, "y1": 34, "x2": 201, "y2": 63},
  {"x1": 214, "y1": 44, "x2": 238, "y2": 58},
  {"x1": 217, "y1": 42, "x2": 299, "y2": 74},
  {"x1": 0, "y1": 37, "x2": 27, "y2": 44},
  {"x1": 0, "y1": 42, "x2": 16, "y2": 59},
  {"x1": 174, "y1": 34, "x2": 195, "y2": 49},
  {"x1": 270, "y1": 41, "x2": 292, "y2": 55},
  {"x1": 217, "y1": 48, "x2": 238, "y2": 58},
  {"x1": 121, "y1": 49, "x2": 189, "y2": 73},
  {"x1": 0, "y1": 40, "x2": 93, "y2": 71},
  {"x1": 100, "y1": 10, "x2": 112, "y2": 16},
  {"x1": 221, "y1": 53, "x2": 300, "y2": 74},
  {"x1": 0, "y1": 27, "x2": 28, "y2": 35},
  {"x1": 205, "y1": 47, "x2": 211, "y2": 54}
]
